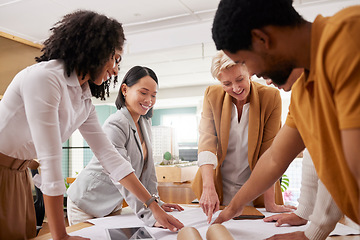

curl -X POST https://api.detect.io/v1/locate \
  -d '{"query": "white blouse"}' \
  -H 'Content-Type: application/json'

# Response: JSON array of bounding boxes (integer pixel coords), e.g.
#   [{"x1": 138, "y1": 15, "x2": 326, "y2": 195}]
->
[
  {"x1": 221, "y1": 103, "x2": 251, "y2": 205},
  {"x1": 198, "y1": 102, "x2": 251, "y2": 205},
  {"x1": 0, "y1": 60, "x2": 134, "y2": 196}
]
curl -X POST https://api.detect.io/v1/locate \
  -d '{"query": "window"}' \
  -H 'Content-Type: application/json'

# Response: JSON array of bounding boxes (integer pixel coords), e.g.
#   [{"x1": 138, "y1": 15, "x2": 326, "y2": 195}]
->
[{"x1": 162, "y1": 114, "x2": 198, "y2": 144}]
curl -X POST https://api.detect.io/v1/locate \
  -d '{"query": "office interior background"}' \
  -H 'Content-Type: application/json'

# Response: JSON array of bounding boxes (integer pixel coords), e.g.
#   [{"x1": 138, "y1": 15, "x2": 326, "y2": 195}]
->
[{"x1": 1, "y1": 0, "x2": 359, "y2": 204}]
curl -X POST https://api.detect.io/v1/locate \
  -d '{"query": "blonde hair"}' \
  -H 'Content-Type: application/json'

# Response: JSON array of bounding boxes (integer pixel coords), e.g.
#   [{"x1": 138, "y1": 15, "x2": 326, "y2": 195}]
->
[{"x1": 210, "y1": 50, "x2": 237, "y2": 80}]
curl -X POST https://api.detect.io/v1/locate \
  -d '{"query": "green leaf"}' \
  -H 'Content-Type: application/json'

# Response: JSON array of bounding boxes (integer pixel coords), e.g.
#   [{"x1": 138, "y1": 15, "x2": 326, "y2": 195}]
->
[
  {"x1": 281, "y1": 174, "x2": 290, "y2": 192},
  {"x1": 163, "y1": 151, "x2": 172, "y2": 160}
]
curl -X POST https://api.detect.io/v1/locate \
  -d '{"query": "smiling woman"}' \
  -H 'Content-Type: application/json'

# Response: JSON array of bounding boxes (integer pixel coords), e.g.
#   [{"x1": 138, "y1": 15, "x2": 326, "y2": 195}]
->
[
  {"x1": 0, "y1": 10, "x2": 183, "y2": 240},
  {"x1": 191, "y1": 50, "x2": 293, "y2": 224},
  {"x1": 67, "y1": 66, "x2": 185, "y2": 227}
]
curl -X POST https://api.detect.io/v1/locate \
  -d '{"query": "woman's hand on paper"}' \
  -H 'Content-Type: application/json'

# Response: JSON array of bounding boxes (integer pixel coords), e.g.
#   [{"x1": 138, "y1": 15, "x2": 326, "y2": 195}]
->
[
  {"x1": 263, "y1": 185, "x2": 296, "y2": 213},
  {"x1": 58, "y1": 235, "x2": 90, "y2": 240},
  {"x1": 263, "y1": 212, "x2": 307, "y2": 227},
  {"x1": 161, "y1": 203, "x2": 184, "y2": 212},
  {"x1": 153, "y1": 221, "x2": 163, "y2": 228},
  {"x1": 265, "y1": 231, "x2": 308, "y2": 240},
  {"x1": 199, "y1": 187, "x2": 220, "y2": 223},
  {"x1": 265, "y1": 203, "x2": 297, "y2": 213},
  {"x1": 150, "y1": 202, "x2": 184, "y2": 232}
]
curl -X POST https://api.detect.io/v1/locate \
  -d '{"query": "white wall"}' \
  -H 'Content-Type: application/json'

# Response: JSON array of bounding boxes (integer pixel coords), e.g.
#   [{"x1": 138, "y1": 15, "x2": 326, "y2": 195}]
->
[{"x1": 92, "y1": 0, "x2": 360, "y2": 111}]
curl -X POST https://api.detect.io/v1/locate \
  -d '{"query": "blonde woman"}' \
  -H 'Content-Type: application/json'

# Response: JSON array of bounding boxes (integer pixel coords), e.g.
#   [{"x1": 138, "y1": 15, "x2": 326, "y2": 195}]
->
[{"x1": 192, "y1": 51, "x2": 294, "y2": 223}]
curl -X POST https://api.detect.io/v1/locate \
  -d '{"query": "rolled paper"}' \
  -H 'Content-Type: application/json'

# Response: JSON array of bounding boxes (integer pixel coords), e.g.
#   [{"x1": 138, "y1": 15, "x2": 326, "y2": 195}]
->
[
  {"x1": 177, "y1": 226, "x2": 203, "y2": 240},
  {"x1": 206, "y1": 224, "x2": 234, "y2": 240}
]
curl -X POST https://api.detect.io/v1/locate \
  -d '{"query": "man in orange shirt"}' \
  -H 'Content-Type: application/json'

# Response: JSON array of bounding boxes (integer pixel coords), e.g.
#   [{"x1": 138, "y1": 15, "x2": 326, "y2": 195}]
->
[{"x1": 211, "y1": 0, "x2": 360, "y2": 238}]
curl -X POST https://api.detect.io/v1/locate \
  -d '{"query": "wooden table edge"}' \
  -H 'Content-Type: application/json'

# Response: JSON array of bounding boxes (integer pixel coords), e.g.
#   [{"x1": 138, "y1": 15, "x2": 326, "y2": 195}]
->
[{"x1": 33, "y1": 222, "x2": 94, "y2": 240}]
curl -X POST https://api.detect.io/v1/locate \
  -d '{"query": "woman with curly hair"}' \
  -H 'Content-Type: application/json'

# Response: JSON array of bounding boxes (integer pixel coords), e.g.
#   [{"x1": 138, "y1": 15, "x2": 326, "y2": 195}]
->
[{"x1": 0, "y1": 10, "x2": 183, "y2": 240}]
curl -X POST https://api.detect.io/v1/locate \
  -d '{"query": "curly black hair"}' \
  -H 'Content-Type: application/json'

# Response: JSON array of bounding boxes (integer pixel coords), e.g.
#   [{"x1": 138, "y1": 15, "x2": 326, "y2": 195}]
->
[
  {"x1": 36, "y1": 10, "x2": 125, "y2": 100},
  {"x1": 212, "y1": 0, "x2": 305, "y2": 53},
  {"x1": 115, "y1": 66, "x2": 158, "y2": 119}
]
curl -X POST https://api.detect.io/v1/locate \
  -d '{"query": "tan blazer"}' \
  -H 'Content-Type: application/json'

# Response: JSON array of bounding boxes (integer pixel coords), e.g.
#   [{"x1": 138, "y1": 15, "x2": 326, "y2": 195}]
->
[{"x1": 192, "y1": 81, "x2": 284, "y2": 207}]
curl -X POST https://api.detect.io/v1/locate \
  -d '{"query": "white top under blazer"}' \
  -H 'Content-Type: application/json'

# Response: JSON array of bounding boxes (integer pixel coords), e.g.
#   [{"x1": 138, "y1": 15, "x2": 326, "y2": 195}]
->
[{"x1": 198, "y1": 103, "x2": 251, "y2": 205}]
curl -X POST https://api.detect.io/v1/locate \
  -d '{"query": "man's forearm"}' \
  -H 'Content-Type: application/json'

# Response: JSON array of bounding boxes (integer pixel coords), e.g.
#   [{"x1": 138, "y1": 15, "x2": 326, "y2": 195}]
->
[
  {"x1": 341, "y1": 129, "x2": 360, "y2": 221},
  {"x1": 228, "y1": 125, "x2": 305, "y2": 210},
  {"x1": 341, "y1": 129, "x2": 360, "y2": 190},
  {"x1": 229, "y1": 149, "x2": 287, "y2": 210},
  {"x1": 264, "y1": 184, "x2": 276, "y2": 209}
]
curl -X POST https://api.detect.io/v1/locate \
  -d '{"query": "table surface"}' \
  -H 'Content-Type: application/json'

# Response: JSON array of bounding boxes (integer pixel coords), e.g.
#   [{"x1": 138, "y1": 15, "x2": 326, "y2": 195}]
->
[
  {"x1": 33, "y1": 205, "x2": 359, "y2": 240},
  {"x1": 34, "y1": 222, "x2": 93, "y2": 240},
  {"x1": 33, "y1": 223, "x2": 358, "y2": 240}
]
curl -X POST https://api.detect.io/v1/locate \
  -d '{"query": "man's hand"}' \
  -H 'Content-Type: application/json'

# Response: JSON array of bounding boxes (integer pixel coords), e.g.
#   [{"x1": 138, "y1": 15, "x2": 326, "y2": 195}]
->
[
  {"x1": 265, "y1": 231, "x2": 308, "y2": 240},
  {"x1": 264, "y1": 212, "x2": 308, "y2": 227},
  {"x1": 161, "y1": 203, "x2": 184, "y2": 212},
  {"x1": 199, "y1": 187, "x2": 220, "y2": 223},
  {"x1": 212, "y1": 205, "x2": 243, "y2": 224}
]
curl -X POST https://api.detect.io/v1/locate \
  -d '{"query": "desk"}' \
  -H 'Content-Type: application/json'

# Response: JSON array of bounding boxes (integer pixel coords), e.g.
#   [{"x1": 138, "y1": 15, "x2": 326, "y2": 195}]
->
[
  {"x1": 34, "y1": 222, "x2": 93, "y2": 240},
  {"x1": 34, "y1": 206, "x2": 359, "y2": 240},
  {"x1": 157, "y1": 182, "x2": 196, "y2": 204},
  {"x1": 155, "y1": 165, "x2": 198, "y2": 183}
]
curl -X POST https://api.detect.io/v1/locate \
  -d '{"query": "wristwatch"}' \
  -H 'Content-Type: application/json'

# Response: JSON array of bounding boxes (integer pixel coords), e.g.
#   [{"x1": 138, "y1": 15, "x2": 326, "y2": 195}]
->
[{"x1": 143, "y1": 194, "x2": 159, "y2": 208}]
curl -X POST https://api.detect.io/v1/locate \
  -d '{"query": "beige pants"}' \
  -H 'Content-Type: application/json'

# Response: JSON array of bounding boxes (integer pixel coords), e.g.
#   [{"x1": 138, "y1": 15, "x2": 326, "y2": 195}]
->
[
  {"x1": 67, "y1": 197, "x2": 122, "y2": 226},
  {"x1": 0, "y1": 165, "x2": 37, "y2": 239}
]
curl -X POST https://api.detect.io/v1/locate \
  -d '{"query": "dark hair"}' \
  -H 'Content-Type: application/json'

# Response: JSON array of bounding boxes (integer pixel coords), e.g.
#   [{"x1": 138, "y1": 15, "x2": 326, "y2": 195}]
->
[
  {"x1": 36, "y1": 10, "x2": 125, "y2": 100},
  {"x1": 115, "y1": 66, "x2": 158, "y2": 119},
  {"x1": 212, "y1": 0, "x2": 305, "y2": 53}
]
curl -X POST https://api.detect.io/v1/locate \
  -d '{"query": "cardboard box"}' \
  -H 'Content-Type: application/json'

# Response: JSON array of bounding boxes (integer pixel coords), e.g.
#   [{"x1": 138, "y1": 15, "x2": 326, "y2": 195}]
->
[{"x1": 155, "y1": 165, "x2": 198, "y2": 183}]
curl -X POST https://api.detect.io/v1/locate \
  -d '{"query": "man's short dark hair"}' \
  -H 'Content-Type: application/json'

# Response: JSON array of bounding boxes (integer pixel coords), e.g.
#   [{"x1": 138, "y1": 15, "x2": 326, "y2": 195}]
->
[{"x1": 212, "y1": 0, "x2": 305, "y2": 53}]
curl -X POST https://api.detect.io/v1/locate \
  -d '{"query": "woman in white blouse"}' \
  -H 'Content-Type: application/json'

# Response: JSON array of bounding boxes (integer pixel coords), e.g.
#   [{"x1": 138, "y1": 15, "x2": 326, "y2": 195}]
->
[
  {"x1": 191, "y1": 51, "x2": 295, "y2": 223},
  {"x1": 0, "y1": 11, "x2": 182, "y2": 240}
]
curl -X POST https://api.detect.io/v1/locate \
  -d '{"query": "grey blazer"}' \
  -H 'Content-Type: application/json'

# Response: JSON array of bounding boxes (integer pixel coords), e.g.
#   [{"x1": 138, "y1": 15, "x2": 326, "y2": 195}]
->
[{"x1": 67, "y1": 107, "x2": 161, "y2": 226}]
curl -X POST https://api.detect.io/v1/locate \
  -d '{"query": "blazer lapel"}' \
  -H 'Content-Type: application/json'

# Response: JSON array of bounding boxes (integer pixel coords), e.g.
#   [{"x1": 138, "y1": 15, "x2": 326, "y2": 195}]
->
[
  {"x1": 248, "y1": 81, "x2": 260, "y2": 170},
  {"x1": 139, "y1": 118, "x2": 152, "y2": 163},
  {"x1": 121, "y1": 107, "x2": 144, "y2": 161},
  {"x1": 219, "y1": 93, "x2": 232, "y2": 166}
]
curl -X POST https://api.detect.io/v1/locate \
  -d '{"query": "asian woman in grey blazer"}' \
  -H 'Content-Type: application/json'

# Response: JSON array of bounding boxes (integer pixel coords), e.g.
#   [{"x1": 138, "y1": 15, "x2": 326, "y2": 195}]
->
[{"x1": 67, "y1": 66, "x2": 183, "y2": 227}]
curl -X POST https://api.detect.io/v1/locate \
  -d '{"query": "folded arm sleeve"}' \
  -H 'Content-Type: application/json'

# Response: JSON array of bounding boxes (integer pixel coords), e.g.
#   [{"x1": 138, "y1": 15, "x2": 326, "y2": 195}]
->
[
  {"x1": 198, "y1": 87, "x2": 219, "y2": 168},
  {"x1": 79, "y1": 108, "x2": 134, "y2": 182},
  {"x1": 22, "y1": 70, "x2": 65, "y2": 196},
  {"x1": 294, "y1": 150, "x2": 319, "y2": 220}
]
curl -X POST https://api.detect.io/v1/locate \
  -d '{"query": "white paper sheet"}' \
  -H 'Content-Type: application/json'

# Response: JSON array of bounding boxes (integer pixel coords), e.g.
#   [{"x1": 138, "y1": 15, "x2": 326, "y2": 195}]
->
[{"x1": 66, "y1": 206, "x2": 359, "y2": 240}]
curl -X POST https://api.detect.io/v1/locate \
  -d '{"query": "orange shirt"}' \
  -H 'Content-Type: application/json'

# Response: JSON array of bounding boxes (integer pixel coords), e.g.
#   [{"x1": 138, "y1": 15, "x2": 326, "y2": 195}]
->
[{"x1": 286, "y1": 6, "x2": 360, "y2": 223}]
